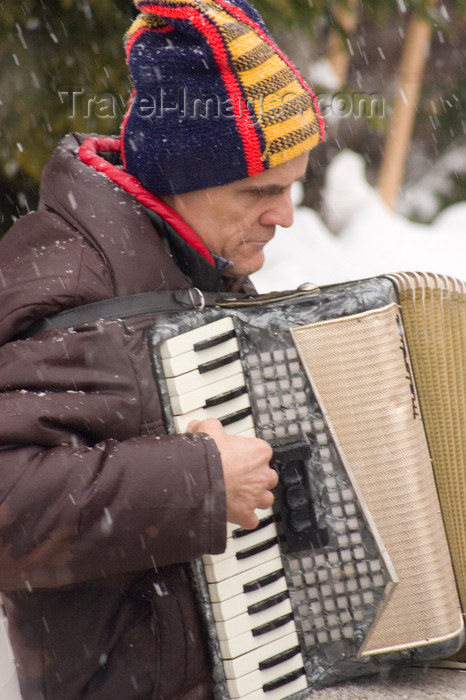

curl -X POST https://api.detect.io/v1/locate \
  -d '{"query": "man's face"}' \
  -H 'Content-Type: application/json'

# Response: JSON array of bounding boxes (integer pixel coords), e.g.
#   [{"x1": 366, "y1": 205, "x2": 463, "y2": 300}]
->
[{"x1": 162, "y1": 152, "x2": 309, "y2": 277}]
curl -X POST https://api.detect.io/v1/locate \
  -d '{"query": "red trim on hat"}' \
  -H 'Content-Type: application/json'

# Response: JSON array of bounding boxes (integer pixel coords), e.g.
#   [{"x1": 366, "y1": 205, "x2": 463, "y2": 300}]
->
[
  {"x1": 125, "y1": 27, "x2": 146, "y2": 59},
  {"x1": 215, "y1": 0, "x2": 326, "y2": 143},
  {"x1": 132, "y1": 2, "x2": 264, "y2": 176},
  {"x1": 78, "y1": 136, "x2": 216, "y2": 266},
  {"x1": 119, "y1": 87, "x2": 136, "y2": 169},
  {"x1": 119, "y1": 88, "x2": 136, "y2": 171}
]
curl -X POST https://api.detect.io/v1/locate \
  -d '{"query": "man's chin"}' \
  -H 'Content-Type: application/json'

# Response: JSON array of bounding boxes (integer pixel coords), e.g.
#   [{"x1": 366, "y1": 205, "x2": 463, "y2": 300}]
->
[{"x1": 225, "y1": 255, "x2": 265, "y2": 278}]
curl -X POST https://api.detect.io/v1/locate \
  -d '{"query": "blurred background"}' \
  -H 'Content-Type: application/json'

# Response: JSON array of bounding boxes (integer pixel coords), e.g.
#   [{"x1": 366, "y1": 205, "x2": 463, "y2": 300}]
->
[{"x1": 1, "y1": 0, "x2": 465, "y2": 244}]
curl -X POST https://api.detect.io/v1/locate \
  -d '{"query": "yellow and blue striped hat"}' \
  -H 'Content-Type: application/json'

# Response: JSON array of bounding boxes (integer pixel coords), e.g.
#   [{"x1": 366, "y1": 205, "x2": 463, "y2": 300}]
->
[{"x1": 122, "y1": 0, "x2": 325, "y2": 195}]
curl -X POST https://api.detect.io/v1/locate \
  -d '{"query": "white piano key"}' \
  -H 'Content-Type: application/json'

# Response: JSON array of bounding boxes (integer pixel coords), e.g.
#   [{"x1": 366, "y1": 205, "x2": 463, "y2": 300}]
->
[
  {"x1": 222, "y1": 414, "x2": 255, "y2": 436},
  {"x1": 162, "y1": 336, "x2": 240, "y2": 377},
  {"x1": 165, "y1": 359, "x2": 244, "y2": 396},
  {"x1": 207, "y1": 558, "x2": 286, "y2": 604},
  {"x1": 227, "y1": 648, "x2": 305, "y2": 698},
  {"x1": 219, "y1": 614, "x2": 297, "y2": 658},
  {"x1": 180, "y1": 412, "x2": 255, "y2": 437},
  {"x1": 203, "y1": 520, "x2": 279, "y2": 565},
  {"x1": 169, "y1": 371, "x2": 246, "y2": 415},
  {"x1": 211, "y1": 574, "x2": 288, "y2": 624},
  {"x1": 203, "y1": 541, "x2": 282, "y2": 583},
  {"x1": 159, "y1": 317, "x2": 235, "y2": 358},
  {"x1": 215, "y1": 596, "x2": 293, "y2": 641},
  {"x1": 165, "y1": 360, "x2": 244, "y2": 396},
  {"x1": 174, "y1": 392, "x2": 252, "y2": 433},
  {"x1": 222, "y1": 631, "x2": 301, "y2": 679}
]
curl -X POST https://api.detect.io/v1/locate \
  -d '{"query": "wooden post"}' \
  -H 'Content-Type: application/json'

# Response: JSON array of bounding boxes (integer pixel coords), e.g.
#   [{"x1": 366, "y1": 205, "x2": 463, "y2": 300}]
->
[
  {"x1": 327, "y1": 0, "x2": 359, "y2": 87},
  {"x1": 378, "y1": 6, "x2": 436, "y2": 208}
]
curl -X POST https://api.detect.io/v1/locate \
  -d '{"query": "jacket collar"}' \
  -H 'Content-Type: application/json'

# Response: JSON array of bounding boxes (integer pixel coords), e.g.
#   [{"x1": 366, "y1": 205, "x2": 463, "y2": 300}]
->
[
  {"x1": 78, "y1": 136, "x2": 217, "y2": 270},
  {"x1": 143, "y1": 206, "x2": 223, "y2": 292},
  {"x1": 77, "y1": 135, "x2": 254, "y2": 295}
]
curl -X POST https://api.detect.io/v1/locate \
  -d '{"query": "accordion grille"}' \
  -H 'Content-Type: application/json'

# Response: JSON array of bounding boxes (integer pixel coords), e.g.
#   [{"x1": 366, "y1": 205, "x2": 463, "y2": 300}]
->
[{"x1": 292, "y1": 301, "x2": 463, "y2": 656}]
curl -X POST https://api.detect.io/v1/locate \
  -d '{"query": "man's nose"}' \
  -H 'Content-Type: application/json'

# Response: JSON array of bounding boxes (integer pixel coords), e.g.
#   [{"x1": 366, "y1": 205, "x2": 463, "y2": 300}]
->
[{"x1": 260, "y1": 191, "x2": 294, "y2": 228}]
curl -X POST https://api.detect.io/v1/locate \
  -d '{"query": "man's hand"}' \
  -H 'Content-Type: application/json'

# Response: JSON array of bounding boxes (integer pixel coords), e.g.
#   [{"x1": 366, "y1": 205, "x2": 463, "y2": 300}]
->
[{"x1": 187, "y1": 418, "x2": 277, "y2": 530}]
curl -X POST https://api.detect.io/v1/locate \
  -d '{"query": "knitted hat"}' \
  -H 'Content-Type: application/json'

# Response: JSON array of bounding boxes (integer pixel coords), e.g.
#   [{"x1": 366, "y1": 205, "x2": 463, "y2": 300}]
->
[{"x1": 122, "y1": 0, "x2": 325, "y2": 195}]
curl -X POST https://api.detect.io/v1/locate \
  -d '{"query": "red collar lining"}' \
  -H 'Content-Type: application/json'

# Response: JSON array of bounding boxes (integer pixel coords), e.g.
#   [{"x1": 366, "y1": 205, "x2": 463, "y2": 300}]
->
[{"x1": 78, "y1": 136, "x2": 216, "y2": 266}]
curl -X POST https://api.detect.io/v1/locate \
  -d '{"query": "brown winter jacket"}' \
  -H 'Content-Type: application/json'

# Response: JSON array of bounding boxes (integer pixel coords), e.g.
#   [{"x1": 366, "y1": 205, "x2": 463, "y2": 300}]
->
[{"x1": 0, "y1": 133, "x2": 249, "y2": 699}]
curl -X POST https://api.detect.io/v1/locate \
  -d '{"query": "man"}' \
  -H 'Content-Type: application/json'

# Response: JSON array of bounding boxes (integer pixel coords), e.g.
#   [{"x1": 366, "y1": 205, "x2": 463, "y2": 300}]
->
[{"x1": 0, "y1": 0, "x2": 324, "y2": 697}]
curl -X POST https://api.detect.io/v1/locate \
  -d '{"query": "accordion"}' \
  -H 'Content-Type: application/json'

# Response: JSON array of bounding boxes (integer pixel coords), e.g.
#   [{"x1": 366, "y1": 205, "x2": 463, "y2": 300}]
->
[
  {"x1": 27, "y1": 271, "x2": 466, "y2": 698},
  {"x1": 147, "y1": 272, "x2": 466, "y2": 699}
]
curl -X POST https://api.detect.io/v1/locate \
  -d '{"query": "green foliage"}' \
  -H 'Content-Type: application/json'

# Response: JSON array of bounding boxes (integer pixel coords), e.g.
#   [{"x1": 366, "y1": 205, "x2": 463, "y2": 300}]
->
[
  {"x1": 252, "y1": 0, "x2": 466, "y2": 29},
  {"x1": 252, "y1": 0, "x2": 327, "y2": 28},
  {"x1": 0, "y1": 0, "x2": 135, "y2": 229},
  {"x1": 1, "y1": 0, "x2": 135, "y2": 174}
]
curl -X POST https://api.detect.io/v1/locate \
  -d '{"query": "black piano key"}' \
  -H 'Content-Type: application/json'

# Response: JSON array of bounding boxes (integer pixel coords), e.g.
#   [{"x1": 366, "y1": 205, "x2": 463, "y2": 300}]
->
[
  {"x1": 247, "y1": 590, "x2": 289, "y2": 615},
  {"x1": 236, "y1": 535, "x2": 280, "y2": 561},
  {"x1": 243, "y1": 568, "x2": 285, "y2": 594},
  {"x1": 252, "y1": 612, "x2": 294, "y2": 637},
  {"x1": 220, "y1": 406, "x2": 252, "y2": 428},
  {"x1": 193, "y1": 329, "x2": 236, "y2": 352},
  {"x1": 198, "y1": 351, "x2": 241, "y2": 374},
  {"x1": 205, "y1": 385, "x2": 247, "y2": 408},
  {"x1": 232, "y1": 514, "x2": 276, "y2": 540},
  {"x1": 259, "y1": 645, "x2": 301, "y2": 671},
  {"x1": 262, "y1": 667, "x2": 306, "y2": 693}
]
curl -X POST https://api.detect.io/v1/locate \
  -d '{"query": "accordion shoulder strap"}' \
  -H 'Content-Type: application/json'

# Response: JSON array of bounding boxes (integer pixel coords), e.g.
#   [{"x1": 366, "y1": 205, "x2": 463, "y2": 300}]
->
[
  {"x1": 21, "y1": 284, "x2": 319, "y2": 339},
  {"x1": 22, "y1": 287, "x2": 226, "y2": 339}
]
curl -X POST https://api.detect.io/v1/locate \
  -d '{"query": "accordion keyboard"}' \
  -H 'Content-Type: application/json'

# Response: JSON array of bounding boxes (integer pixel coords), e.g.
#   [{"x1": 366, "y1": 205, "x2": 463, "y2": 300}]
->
[
  {"x1": 160, "y1": 317, "x2": 256, "y2": 437},
  {"x1": 158, "y1": 313, "x2": 393, "y2": 698},
  {"x1": 160, "y1": 317, "x2": 308, "y2": 699}
]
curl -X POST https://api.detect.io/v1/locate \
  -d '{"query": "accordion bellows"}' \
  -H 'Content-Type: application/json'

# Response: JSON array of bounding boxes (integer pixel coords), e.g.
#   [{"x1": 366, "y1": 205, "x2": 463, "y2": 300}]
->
[{"x1": 390, "y1": 272, "x2": 466, "y2": 663}]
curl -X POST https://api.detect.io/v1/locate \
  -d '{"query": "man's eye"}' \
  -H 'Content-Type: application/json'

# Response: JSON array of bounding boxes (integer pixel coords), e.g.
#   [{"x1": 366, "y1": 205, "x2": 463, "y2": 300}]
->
[
  {"x1": 241, "y1": 189, "x2": 264, "y2": 199},
  {"x1": 250, "y1": 188, "x2": 276, "y2": 196}
]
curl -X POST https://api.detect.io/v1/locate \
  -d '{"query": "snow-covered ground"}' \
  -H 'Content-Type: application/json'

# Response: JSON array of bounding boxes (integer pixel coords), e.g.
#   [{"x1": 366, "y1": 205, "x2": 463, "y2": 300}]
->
[
  {"x1": 0, "y1": 604, "x2": 20, "y2": 699},
  {"x1": 252, "y1": 149, "x2": 466, "y2": 292}
]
